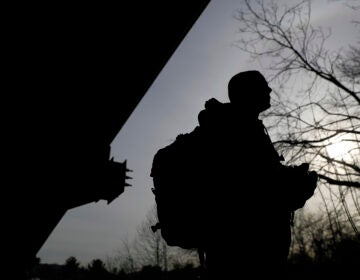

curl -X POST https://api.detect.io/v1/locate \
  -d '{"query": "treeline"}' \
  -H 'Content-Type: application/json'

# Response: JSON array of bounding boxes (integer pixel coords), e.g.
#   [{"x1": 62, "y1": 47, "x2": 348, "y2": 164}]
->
[
  {"x1": 27, "y1": 208, "x2": 359, "y2": 280},
  {"x1": 28, "y1": 238, "x2": 360, "y2": 280},
  {"x1": 28, "y1": 257, "x2": 202, "y2": 280}
]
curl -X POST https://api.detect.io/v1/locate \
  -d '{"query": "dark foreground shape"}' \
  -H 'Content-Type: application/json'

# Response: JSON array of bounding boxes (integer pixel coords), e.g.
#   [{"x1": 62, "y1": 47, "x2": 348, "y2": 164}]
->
[{"x1": 3, "y1": 1, "x2": 210, "y2": 278}]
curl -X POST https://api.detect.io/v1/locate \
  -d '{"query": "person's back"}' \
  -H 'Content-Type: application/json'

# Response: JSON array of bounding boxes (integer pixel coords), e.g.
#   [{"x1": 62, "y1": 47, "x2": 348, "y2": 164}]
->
[{"x1": 197, "y1": 71, "x2": 291, "y2": 279}]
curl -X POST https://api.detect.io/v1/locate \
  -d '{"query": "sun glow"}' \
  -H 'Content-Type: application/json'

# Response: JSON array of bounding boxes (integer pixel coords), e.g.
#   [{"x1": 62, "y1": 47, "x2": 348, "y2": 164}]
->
[{"x1": 326, "y1": 135, "x2": 357, "y2": 161}]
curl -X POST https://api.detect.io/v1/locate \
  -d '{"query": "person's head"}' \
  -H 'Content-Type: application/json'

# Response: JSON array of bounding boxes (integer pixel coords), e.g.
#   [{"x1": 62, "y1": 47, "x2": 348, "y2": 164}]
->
[{"x1": 228, "y1": 70, "x2": 272, "y2": 113}]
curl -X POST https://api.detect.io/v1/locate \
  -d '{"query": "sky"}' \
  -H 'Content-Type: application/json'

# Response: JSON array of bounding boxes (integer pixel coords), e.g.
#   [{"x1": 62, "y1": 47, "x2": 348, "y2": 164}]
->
[{"x1": 37, "y1": 0, "x2": 358, "y2": 265}]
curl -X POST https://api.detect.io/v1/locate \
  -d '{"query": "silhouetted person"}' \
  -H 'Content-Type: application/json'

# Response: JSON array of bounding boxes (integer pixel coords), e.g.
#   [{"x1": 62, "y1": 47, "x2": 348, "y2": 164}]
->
[
  {"x1": 151, "y1": 70, "x2": 317, "y2": 279},
  {"x1": 195, "y1": 71, "x2": 297, "y2": 279}
]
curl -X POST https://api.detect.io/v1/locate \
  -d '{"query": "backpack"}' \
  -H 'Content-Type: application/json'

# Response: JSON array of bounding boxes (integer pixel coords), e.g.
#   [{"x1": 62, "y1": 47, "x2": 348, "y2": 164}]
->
[
  {"x1": 150, "y1": 127, "x2": 206, "y2": 249},
  {"x1": 150, "y1": 115, "x2": 318, "y2": 250}
]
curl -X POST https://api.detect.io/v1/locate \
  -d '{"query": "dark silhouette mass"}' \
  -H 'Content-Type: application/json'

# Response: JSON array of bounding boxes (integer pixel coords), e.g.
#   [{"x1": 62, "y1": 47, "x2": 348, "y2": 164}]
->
[
  {"x1": 151, "y1": 70, "x2": 318, "y2": 279},
  {"x1": 3, "y1": 1, "x2": 210, "y2": 279}
]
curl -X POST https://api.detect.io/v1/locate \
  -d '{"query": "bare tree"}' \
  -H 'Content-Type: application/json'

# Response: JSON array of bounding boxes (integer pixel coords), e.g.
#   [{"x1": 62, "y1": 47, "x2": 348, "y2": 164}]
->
[
  {"x1": 105, "y1": 237, "x2": 138, "y2": 274},
  {"x1": 234, "y1": 0, "x2": 359, "y2": 232},
  {"x1": 107, "y1": 206, "x2": 199, "y2": 273},
  {"x1": 133, "y1": 206, "x2": 200, "y2": 270},
  {"x1": 132, "y1": 206, "x2": 168, "y2": 269},
  {"x1": 290, "y1": 209, "x2": 359, "y2": 264}
]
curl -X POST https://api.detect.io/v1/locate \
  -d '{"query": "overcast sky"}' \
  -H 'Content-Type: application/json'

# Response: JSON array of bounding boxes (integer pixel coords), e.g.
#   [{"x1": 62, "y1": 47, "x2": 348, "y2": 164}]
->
[{"x1": 37, "y1": 0, "x2": 358, "y2": 265}]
